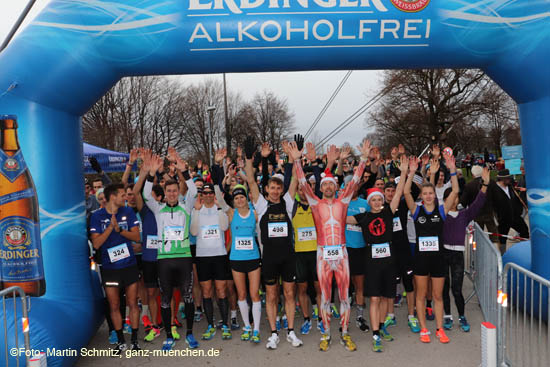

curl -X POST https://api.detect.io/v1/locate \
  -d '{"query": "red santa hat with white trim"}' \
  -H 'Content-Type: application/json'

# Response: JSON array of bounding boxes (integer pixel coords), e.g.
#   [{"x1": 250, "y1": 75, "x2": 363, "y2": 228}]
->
[{"x1": 366, "y1": 188, "x2": 384, "y2": 203}]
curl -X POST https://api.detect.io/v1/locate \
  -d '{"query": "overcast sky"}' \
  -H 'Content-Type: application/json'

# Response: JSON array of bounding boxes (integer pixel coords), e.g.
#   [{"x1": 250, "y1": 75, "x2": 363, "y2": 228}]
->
[{"x1": 1, "y1": 1, "x2": 382, "y2": 148}]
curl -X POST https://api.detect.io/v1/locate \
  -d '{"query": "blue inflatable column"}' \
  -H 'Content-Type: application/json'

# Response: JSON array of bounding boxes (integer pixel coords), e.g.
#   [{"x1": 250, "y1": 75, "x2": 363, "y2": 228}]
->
[
  {"x1": 517, "y1": 95, "x2": 550, "y2": 281},
  {"x1": 0, "y1": 95, "x2": 104, "y2": 367}
]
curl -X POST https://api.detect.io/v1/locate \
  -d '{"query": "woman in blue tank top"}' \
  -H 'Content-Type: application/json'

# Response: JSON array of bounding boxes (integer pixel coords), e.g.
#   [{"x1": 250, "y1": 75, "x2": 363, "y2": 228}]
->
[{"x1": 216, "y1": 184, "x2": 262, "y2": 343}]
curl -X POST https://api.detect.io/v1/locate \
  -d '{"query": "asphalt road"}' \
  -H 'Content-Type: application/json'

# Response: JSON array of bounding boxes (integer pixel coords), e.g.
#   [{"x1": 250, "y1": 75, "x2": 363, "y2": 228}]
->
[{"x1": 75, "y1": 278, "x2": 483, "y2": 367}]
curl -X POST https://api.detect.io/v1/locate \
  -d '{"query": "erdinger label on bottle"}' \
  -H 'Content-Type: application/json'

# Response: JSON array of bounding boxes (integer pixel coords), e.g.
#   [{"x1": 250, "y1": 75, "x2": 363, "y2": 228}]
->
[
  {"x1": 0, "y1": 216, "x2": 44, "y2": 281},
  {"x1": 0, "y1": 150, "x2": 28, "y2": 182}
]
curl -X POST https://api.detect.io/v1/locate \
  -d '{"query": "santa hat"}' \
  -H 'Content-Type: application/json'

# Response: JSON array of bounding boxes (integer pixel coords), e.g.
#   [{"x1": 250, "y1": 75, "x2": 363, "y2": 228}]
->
[
  {"x1": 320, "y1": 171, "x2": 337, "y2": 186},
  {"x1": 366, "y1": 188, "x2": 384, "y2": 203}
]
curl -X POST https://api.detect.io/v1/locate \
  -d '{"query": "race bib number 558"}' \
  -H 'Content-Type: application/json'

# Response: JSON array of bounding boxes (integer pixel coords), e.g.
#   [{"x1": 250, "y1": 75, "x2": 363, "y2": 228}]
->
[{"x1": 323, "y1": 245, "x2": 343, "y2": 261}]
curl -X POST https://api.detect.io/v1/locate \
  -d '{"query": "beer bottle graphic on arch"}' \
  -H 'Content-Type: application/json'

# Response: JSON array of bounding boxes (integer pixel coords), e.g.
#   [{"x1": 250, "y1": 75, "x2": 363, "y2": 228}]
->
[{"x1": 0, "y1": 115, "x2": 45, "y2": 296}]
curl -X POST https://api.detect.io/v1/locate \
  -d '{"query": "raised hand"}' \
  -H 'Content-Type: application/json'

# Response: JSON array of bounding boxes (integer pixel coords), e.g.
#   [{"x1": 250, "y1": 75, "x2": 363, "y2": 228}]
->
[
  {"x1": 175, "y1": 155, "x2": 188, "y2": 172},
  {"x1": 421, "y1": 154, "x2": 429, "y2": 167},
  {"x1": 444, "y1": 152, "x2": 456, "y2": 171},
  {"x1": 243, "y1": 136, "x2": 256, "y2": 160},
  {"x1": 215, "y1": 148, "x2": 227, "y2": 164},
  {"x1": 294, "y1": 134, "x2": 305, "y2": 152},
  {"x1": 197, "y1": 159, "x2": 203, "y2": 169},
  {"x1": 288, "y1": 141, "x2": 303, "y2": 161},
  {"x1": 340, "y1": 145, "x2": 351, "y2": 161},
  {"x1": 429, "y1": 158, "x2": 440, "y2": 175},
  {"x1": 150, "y1": 154, "x2": 163, "y2": 175},
  {"x1": 482, "y1": 166, "x2": 490, "y2": 184},
  {"x1": 228, "y1": 163, "x2": 237, "y2": 177},
  {"x1": 305, "y1": 142, "x2": 316, "y2": 162},
  {"x1": 89, "y1": 156, "x2": 102, "y2": 173},
  {"x1": 236, "y1": 146, "x2": 242, "y2": 158},
  {"x1": 326, "y1": 145, "x2": 340, "y2": 163},
  {"x1": 129, "y1": 148, "x2": 138, "y2": 164},
  {"x1": 281, "y1": 140, "x2": 290, "y2": 156},
  {"x1": 409, "y1": 156, "x2": 419, "y2": 173},
  {"x1": 261, "y1": 142, "x2": 272, "y2": 158},
  {"x1": 357, "y1": 139, "x2": 372, "y2": 160}
]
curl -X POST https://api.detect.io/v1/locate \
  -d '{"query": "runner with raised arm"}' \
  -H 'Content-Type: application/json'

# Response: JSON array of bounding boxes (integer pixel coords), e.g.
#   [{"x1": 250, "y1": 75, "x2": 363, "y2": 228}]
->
[
  {"x1": 404, "y1": 151, "x2": 459, "y2": 344},
  {"x1": 288, "y1": 139, "x2": 371, "y2": 352},
  {"x1": 243, "y1": 136, "x2": 302, "y2": 350}
]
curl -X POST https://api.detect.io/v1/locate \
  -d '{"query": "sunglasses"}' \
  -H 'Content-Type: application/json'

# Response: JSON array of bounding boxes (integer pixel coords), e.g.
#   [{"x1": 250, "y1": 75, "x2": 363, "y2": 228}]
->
[{"x1": 202, "y1": 191, "x2": 214, "y2": 195}]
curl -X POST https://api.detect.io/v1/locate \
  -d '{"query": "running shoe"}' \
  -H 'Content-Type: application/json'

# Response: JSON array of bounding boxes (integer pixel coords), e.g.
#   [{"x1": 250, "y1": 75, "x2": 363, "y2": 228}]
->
[
  {"x1": 317, "y1": 320, "x2": 325, "y2": 334},
  {"x1": 194, "y1": 310, "x2": 203, "y2": 322},
  {"x1": 384, "y1": 315, "x2": 397, "y2": 327},
  {"x1": 286, "y1": 330, "x2": 303, "y2": 347},
  {"x1": 123, "y1": 322, "x2": 132, "y2": 334},
  {"x1": 186, "y1": 334, "x2": 199, "y2": 349},
  {"x1": 241, "y1": 326, "x2": 252, "y2": 341},
  {"x1": 173, "y1": 318, "x2": 183, "y2": 328},
  {"x1": 266, "y1": 333, "x2": 280, "y2": 349},
  {"x1": 142, "y1": 315, "x2": 152, "y2": 329},
  {"x1": 222, "y1": 325, "x2": 232, "y2": 340},
  {"x1": 144, "y1": 327, "x2": 160, "y2": 342},
  {"x1": 372, "y1": 335, "x2": 383, "y2": 353},
  {"x1": 131, "y1": 342, "x2": 141, "y2": 351},
  {"x1": 319, "y1": 334, "x2": 331, "y2": 352},
  {"x1": 443, "y1": 316, "x2": 454, "y2": 330},
  {"x1": 420, "y1": 328, "x2": 431, "y2": 343},
  {"x1": 312, "y1": 307, "x2": 319, "y2": 321},
  {"x1": 459, "y1": 316, "x2": 471, "y2": 332},
  {"x1": 162, "y1": 338, "x2": 176, "y2": 351},
  {"x1": 340, "y1": 333, "x2": 356, "y2": 352},
  {"x1": 282, "y1": 315, "x2": 288, "y2": 330},
  {"x1": 300, "y1": 319, "x2": 312, "y2": 335},
  {"x1": 356, "y1": 316, "x2": 370, "y2": 332},
  {"x1": 171, "y1": 325, "x2": 181, "y2": 340},
  {"x1": 113, "y1": 342, "x2": 127, "y2": 356},
  {"x1": 408, "y1": 317, "x2": 421, "y2": 333},
  {"x1": 380, "y1": 325, "x2": 394, "y2": 341},
  {"x1": 426, "y1": 307, "x2": 435, "y2": 321},
  {"x1": 276, "y1": 317, "x2": 282, "y2": 331},
  {"x1": 251, "y1": 330, "x2": 260, "y2": 343},
  {"x1": 331, "y1": 305, "x2": 340, "y2": 319},
  {"x1": 108, "y1": 330, "x2": 118, "y2": 345},
  {"x1": 436, "y1": 328, "x2": 450, "y2": 343},
  {"x1": 202, "y1": 324, "x2": 216, "y2": 340},
  {"x1": 231, "y1": 317, "x2": 240, "y2": 330}
]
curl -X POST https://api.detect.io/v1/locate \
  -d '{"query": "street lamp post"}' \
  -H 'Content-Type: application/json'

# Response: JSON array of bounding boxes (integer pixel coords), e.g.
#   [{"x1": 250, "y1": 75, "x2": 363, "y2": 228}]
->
[{"x1": 207, "y1": 105, "x2": 216, "y2": 167}]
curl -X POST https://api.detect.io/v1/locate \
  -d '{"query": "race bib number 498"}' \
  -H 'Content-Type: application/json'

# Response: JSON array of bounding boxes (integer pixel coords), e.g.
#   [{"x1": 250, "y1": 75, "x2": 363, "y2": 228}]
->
[{"x1": 268, "y1": 222, "x2": 288, "y2": 238}]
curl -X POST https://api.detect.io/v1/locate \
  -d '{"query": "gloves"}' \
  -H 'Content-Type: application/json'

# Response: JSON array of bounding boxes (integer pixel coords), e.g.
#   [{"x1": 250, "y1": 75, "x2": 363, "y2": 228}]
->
[
  {"x1": 89, "y1": 157, "x2": 102, "y2": 173},
  {"x1": 294, "y1": 134, "x2": 304, "y2": 152},
  {"x1": 244, "y1": 136, "x2": 256, "y2": 160}
]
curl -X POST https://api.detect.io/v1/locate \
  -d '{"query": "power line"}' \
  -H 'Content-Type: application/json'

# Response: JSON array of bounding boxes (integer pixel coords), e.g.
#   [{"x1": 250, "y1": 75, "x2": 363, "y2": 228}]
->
[
  {"x1": 316, "y1": 87, "x2": 389, "y2": 147},
  {"x1": 304, "y1": 70, "x2": 353, "y2": 140}
]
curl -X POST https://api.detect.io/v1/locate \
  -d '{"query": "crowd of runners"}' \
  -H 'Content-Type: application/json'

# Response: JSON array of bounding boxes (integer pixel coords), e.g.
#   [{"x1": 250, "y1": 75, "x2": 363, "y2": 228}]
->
[{"x1": 84, "y1": 135, "x2": 526, "y2": 355}]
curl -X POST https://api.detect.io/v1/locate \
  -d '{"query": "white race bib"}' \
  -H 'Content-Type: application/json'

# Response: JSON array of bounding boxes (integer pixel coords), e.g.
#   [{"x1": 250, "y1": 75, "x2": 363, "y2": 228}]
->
[
  {"x1": 371, "y1": 243, "x2": 391, "y2": 259},
  {"x1": 268, "y1": 222, "x2": 288, "y2": 238},
  {"x1": 164, "y1": 226, "x2": 184, "y2": 241},
  {"x1": 235, "y1": 236, "x2": 254, "y2": 250},
  {"x1": 297, "y1": 227, "x2": 316, "y2": 242},
  {"x1": 201, "y1": 225, "x2": 221, "y2": 240},
  {"x1": 346, "y1": 224, "x2": 362, "y2": 232},
  {"x1": 107, "y1": 243, "x2": 130, "y2": 263},
  {"x1": 323, "y1": 245, "x2": 344, "y2": 261},
  {"x1": 146, "y1": 235, "x2": 160, "y2": 249},
  {"x1": 419, "y1": 236, "x2": 439, "y2": 252},
  {"x1": 392, "y1": 217, "x2": 403, "y2": 232}
]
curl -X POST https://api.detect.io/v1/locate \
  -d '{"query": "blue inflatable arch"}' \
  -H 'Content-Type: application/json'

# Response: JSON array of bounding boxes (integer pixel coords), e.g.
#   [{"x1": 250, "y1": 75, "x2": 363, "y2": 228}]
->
[{"x1": 1, "y1": 1, "x2": 549, "y2": 365}]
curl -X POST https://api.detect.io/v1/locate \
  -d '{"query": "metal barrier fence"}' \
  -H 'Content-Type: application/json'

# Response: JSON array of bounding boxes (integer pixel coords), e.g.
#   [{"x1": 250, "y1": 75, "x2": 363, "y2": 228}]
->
[
  {"x1": 0, "y1": 286, "x2": 30, "y2": 367},
  {"x1": 500, "y1": 262, "x2": 550, "y2": 367}
]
